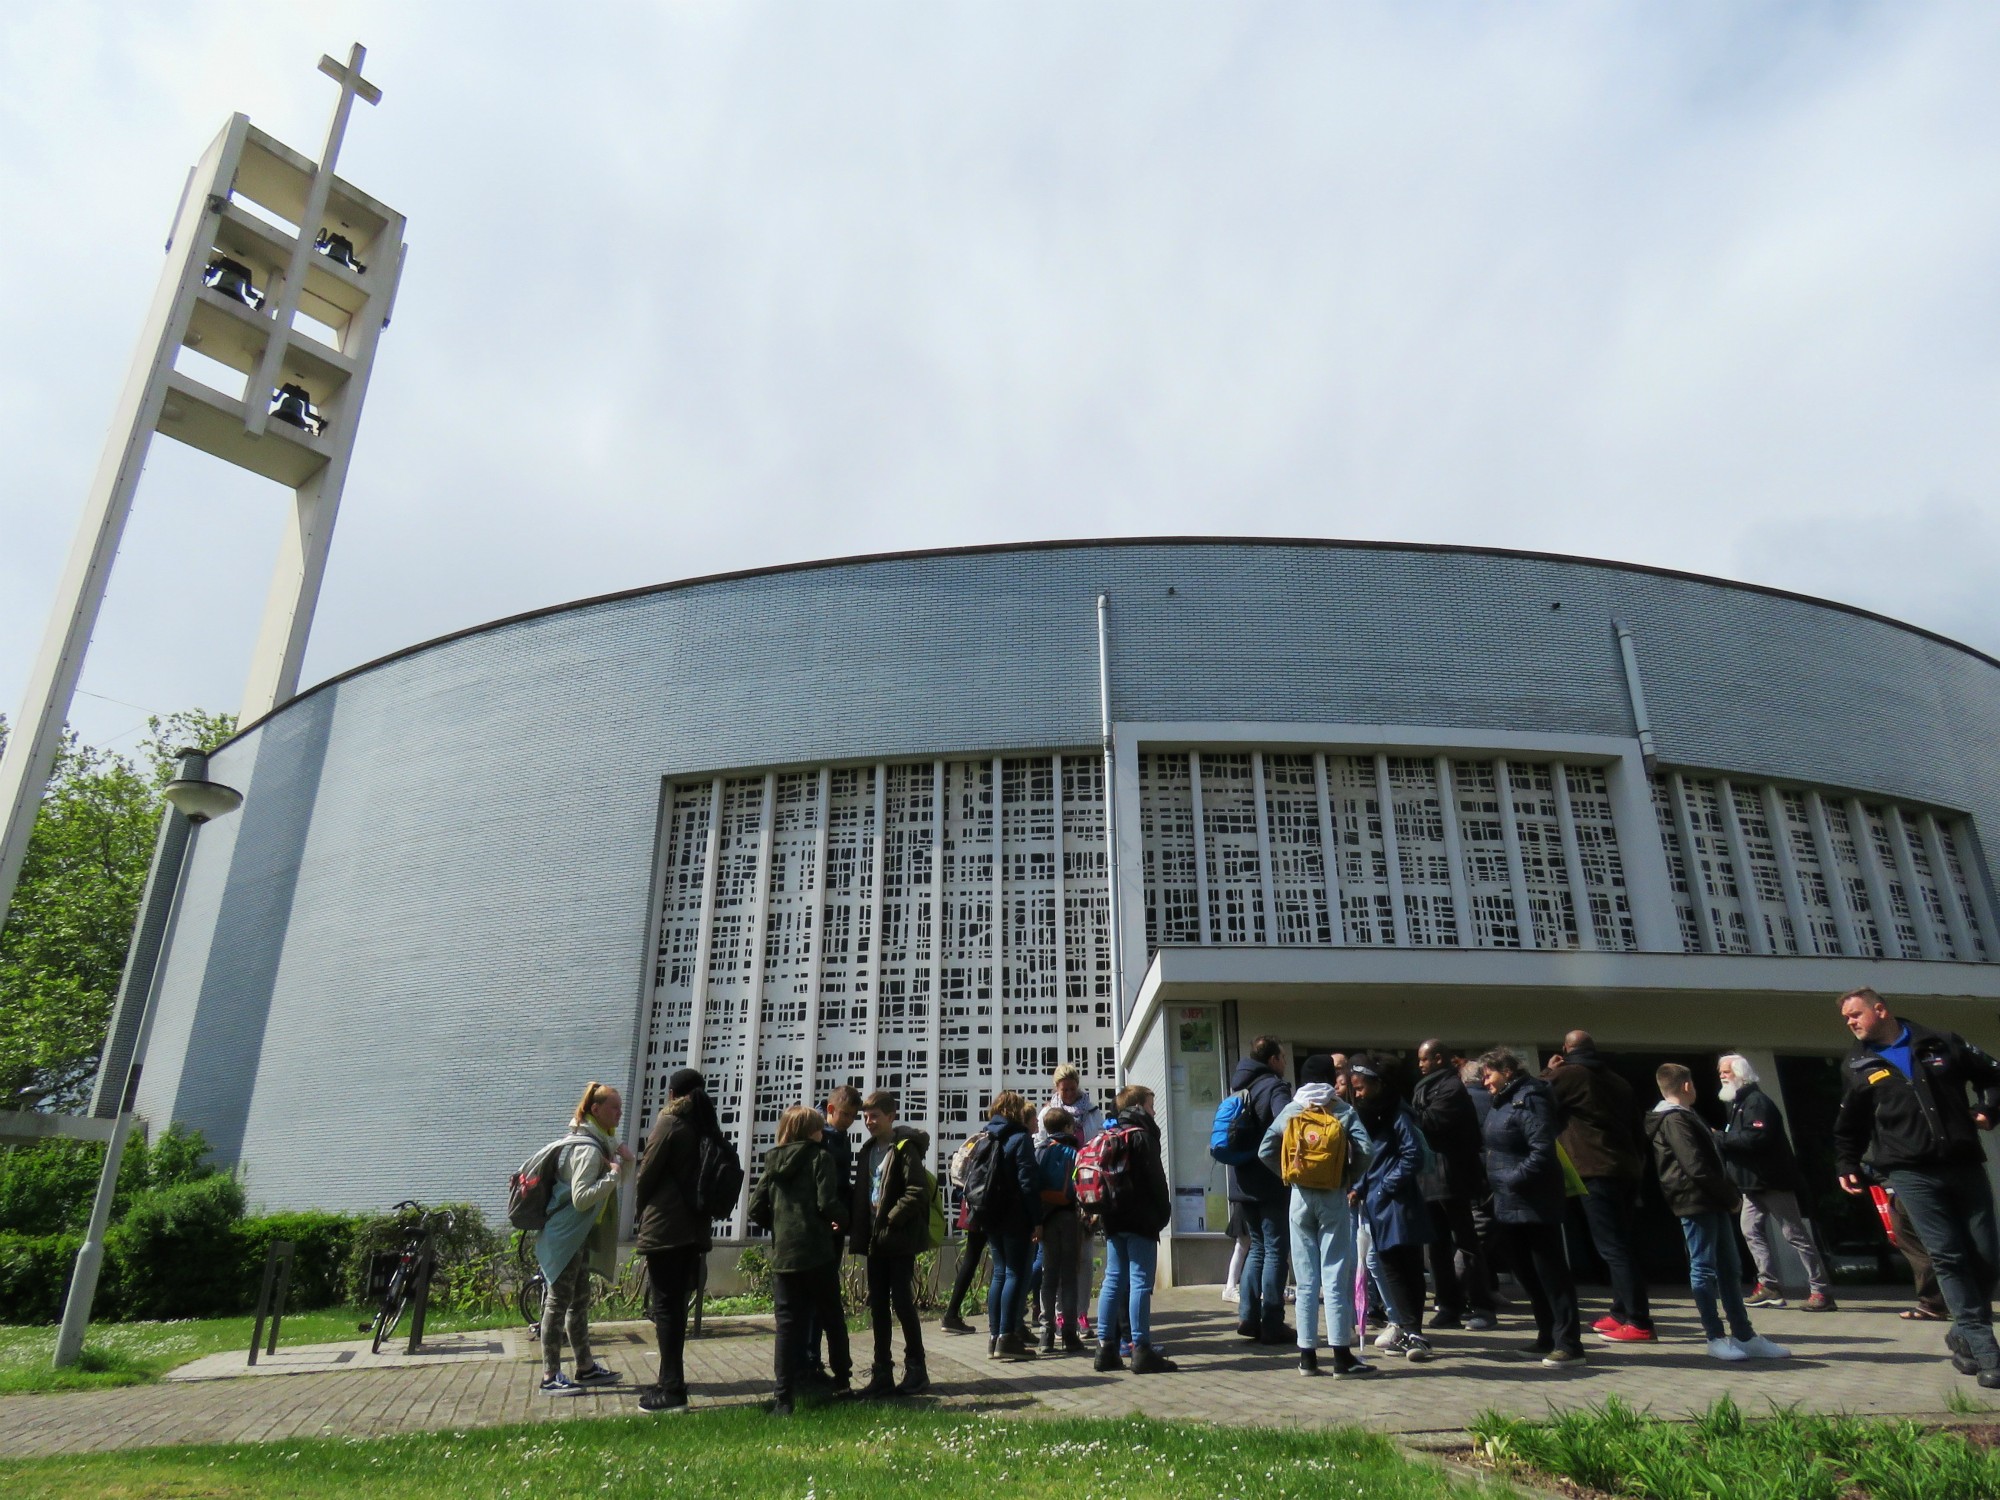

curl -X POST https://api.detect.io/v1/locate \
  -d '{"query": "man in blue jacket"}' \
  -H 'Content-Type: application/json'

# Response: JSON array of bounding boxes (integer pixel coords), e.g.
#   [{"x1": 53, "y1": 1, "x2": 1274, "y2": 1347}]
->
[{"x1": 1228, "y1": 1036, "x2": 1295, "y2": 1344}]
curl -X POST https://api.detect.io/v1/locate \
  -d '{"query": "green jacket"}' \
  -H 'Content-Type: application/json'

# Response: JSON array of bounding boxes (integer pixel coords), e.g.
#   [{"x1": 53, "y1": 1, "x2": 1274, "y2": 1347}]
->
[{"x1": 747, "y1": 1141, "x2": 844, "y2": 1272}]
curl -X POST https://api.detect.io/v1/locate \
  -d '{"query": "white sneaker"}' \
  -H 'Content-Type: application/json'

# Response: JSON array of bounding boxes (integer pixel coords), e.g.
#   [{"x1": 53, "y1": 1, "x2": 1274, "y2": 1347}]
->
[
  {"x1": 1284, "y1": 1287, "x2": 1297, "y2": 1304},
  {"x1": 1705, "y1": 1337, "x2": 1750, "y2": 1362},
  {"x1": 1737, "y1": 1334, "x2": 1791, "y2": 1360},
  {"x1": 1221, "y1": 1284, "x2": 1239, "y2": 1303},
  {"x1": 1374, "y1": 1323, "x2": 1405, "y2": 1350}
]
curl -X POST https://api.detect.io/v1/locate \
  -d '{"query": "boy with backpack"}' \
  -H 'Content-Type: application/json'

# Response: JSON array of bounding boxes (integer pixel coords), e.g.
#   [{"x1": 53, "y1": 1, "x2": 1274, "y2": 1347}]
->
[
  {"x1": 1036, "y1": 1106, "x2": 1087, "y2": 1353},
  {"x1": 1646, "y1": 1063, "x2": 1793, "y2": 1363},
  {"x1": 849, "y1": 1090, "x2": 935, "y2": 1396},
  {"x1": 1258, "y1": 1054, "x2": 1379, "y2": 1377}
]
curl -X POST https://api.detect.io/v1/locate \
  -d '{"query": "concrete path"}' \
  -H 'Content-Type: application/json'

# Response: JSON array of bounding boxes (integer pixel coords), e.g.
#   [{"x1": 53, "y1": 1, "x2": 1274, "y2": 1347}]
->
[{"x1": 0, "y1": 1286, "x2": 1971, "y2": 1459}]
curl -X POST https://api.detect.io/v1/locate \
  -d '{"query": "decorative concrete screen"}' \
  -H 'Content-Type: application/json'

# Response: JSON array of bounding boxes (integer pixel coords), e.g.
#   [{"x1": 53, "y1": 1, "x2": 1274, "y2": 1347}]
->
[
  {"x1": 1139, "y1": 751, "x2": 1641, "y2": 955},
  {"x1": 1652, "y1": 775, "x2": 1991, "y2": 961},
  {"x1": 643, "y1": 756, "x2": 1116, "y2": 1232}
]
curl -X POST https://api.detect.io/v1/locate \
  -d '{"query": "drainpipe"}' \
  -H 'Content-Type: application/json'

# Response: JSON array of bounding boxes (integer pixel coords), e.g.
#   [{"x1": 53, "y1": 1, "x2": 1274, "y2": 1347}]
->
[
  {"x1": 1614, "y1": 622, "x2": 1659, "y2": 774},
  {"x1": 1097, "y1": 594, "x2": 1125, "y2": 1043}
]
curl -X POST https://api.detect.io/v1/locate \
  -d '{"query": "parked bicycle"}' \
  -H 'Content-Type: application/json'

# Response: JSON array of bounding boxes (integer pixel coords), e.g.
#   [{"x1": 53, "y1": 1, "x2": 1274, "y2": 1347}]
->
[{"x1": 364, "y1": 1201, "x2": 455, "y2": 1354}]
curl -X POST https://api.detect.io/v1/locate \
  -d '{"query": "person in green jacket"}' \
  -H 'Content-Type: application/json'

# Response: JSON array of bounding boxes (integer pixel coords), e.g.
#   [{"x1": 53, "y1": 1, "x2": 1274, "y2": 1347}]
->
[{"x1": 748, "y1": 1105, "x2": 851, "y2": 1413}]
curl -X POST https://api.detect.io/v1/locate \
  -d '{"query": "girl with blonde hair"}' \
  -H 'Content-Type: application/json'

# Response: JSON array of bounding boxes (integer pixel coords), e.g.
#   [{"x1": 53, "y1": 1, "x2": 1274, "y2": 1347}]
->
[{"x1": 747, "y1": 1103, "x2": 850, "y2": 1412}]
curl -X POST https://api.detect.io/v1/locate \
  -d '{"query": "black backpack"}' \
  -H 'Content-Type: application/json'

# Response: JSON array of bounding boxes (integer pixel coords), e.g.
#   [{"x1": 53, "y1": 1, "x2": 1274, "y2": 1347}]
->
[
  {"x1": 694, "y1": 1134, "x2": 746, "y2": 1221},
  {"x1": 958, "y1": 1131, "x2": 1003, "y2": 1228}
]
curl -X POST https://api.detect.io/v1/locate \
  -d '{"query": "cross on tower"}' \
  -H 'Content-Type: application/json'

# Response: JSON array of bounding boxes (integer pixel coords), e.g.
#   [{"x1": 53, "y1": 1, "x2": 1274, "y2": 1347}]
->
[{"x1": 241, "y1": 43, "x2": 382, "y2": 438}]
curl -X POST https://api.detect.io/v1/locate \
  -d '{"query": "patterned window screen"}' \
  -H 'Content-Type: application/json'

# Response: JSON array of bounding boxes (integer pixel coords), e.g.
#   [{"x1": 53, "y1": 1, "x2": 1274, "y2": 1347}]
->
[
  {"x1": 1678, "y1": 778, "x2": 1752, "y2": 954},
  {"x1": 1937, "y1": 823, "x2": 1991, "y2": 961},
  {"x1": 1330, "y1": 755, "x2": 1396, "y2": 944},
  {"x1": 1263, "y1": 754, "x2": 1334, "y2": 944},
  {"x1": 1898, "y1": 810, "x2": 1958, "y2": 958},
  {"x1": 1062, "y1": 757, "x2": 1114, "y2": 1052},
  {"x1": 1861, "y1": 805, "x2": 1922, "y2": 958},
  {"x1": 1729, "y1": 784, "x2": 1798, "y2": 955},
  {"x1": 1385, "y1": 757, "x2": 1459, "y2": 945},
  {"x1": 643, "y1": 782, "x2": 714, "y2": 1129},
  {"x1": 1509, "y1": 763, "x2": 1581, "y2": 950},
  {"x1": 1001, "y1": 758, "x2": 1059, "y2": 1094},
  {"x1": 701, "y1": 777, "x2": 766, "y2": 1144},
  {"x1": 1820, "y1": 800, "x2": 1885, "y2": 957},
  {"x1": 1199, "y1": 752, "x2": 1265, "y2": 946},
  {"x1": 1455, "y1": 760, "x2": 1524, "y2": 949},
  {"x1": 1650, "y1": 778, "x2": 1704, "y2": 953},
  {"x1": 1565, "y1": 765, "x2": 1637, "y2": 952},
  {"x1": 1138, "y1": 753, "x2": 1200, "y2": 947},
  {"x1": 813, "y1": 767, "x2": 876, "y2": 1096},
  {"x1": 1776, "y1": 791, "x2": 1844, "y2": 957}
]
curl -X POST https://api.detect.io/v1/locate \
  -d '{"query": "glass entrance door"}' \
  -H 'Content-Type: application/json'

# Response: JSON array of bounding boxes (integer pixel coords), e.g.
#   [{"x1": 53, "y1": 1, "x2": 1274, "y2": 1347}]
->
[{"x1": 1167, "y1": 1005, "x2": 1229, "y2": 1232}]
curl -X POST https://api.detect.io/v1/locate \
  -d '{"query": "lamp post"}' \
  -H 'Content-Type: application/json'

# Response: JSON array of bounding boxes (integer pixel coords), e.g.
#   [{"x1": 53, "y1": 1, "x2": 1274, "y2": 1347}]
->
[{"x1": 52, "y1": 750, "x2": 241, "y2": 1368}]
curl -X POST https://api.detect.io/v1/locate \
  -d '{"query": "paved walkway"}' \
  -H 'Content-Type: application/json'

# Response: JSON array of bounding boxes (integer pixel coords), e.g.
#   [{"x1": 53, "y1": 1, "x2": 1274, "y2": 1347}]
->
[{"x1": 0, "y1": 1286, "x2": 1971, "y2": 1458}]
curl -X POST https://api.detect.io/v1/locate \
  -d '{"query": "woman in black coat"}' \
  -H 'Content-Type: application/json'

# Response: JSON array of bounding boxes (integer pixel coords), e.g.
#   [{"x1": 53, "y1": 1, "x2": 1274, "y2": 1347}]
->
[
  {"x1": 975, "y1": 1091, "x2": 1043, "y2": 1360},
  {"x1": 1477, "y1": 1049, "x2": 1584, "y2": 1366}
]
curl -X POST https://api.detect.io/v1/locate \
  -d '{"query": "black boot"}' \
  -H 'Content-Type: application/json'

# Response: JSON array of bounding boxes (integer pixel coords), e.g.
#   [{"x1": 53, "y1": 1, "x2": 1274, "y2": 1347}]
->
[
  {"x1": 896, "y1": 1360, "x2": 930, "y2": 1396},
  {"x1": 857, "y1": 1365, "x2": 900, "y2": 1399},
  {"x1": 1093, "y1": 1341, "x2": 1125, "y2": 1372},
  {"x1": 993, "y1": 1332, "x2": 1038, "y2": 1362},
  {"x1": 1062, "y1": 1327, "x2": 1088, "y2": 1355},
  {"x1": 1130, "y1": 1343, "x2": 1178, "y2": 1374},
  {"x1": 1041, "y1": 1322, "x2": 1057, "y2": 1354}
]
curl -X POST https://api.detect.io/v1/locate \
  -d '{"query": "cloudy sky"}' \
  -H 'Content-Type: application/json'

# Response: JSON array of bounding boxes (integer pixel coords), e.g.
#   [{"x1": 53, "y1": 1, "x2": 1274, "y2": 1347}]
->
[{"x1": 3, "y1": 3, "x2": 1996, "y2": 749}]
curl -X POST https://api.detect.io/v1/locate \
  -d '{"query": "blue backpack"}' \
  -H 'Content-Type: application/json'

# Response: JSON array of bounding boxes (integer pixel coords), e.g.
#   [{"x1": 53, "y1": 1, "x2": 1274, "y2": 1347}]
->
[
  {"x1": 1035, "y1": 1138, "x2": 1077, "y2": 1206},
  {"x1": 1209, "y1": 1088, "x2": 1260, "y2": 1166}
]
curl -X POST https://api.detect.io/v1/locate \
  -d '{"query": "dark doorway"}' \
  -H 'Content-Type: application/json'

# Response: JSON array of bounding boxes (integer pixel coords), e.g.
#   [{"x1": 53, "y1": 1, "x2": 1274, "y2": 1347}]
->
[{"x1": 1776, "y1": 1053, "x2": 1896, "y2": 1280}]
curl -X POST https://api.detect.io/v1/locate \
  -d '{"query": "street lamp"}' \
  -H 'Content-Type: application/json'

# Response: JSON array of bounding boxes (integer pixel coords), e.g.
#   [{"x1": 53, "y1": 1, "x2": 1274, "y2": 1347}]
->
[{"x1": 52, "y1": 749, "x2": 242, "y2": 1368}]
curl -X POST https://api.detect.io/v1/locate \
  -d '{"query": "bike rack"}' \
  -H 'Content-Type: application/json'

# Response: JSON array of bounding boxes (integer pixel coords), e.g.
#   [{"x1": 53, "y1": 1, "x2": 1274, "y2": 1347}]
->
[
  {"x1": 247, "y1": 1240, "x2": 296, "y2": 1366},
  {"x1": 405, "y1": 1221, "x2": 441, "y2": 1355}
]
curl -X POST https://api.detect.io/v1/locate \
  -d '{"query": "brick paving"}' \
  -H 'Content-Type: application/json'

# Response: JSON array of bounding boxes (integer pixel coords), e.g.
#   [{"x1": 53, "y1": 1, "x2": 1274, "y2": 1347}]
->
[{"x1": 0, "y1": 1286, "x2": 1973, "y2": 1459}]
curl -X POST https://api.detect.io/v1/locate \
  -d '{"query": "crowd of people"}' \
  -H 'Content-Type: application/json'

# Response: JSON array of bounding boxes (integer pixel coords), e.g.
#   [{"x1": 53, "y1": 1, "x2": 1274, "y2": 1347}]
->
[{"x1": 520, "y1": 984, "x2": 2000, "y2": 1410}]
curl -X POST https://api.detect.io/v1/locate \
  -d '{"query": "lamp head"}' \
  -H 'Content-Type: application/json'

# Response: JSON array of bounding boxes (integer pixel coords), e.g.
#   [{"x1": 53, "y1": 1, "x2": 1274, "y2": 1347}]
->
[{"x1": 162, "y1": 750, "x2": 243, "y2": 826}]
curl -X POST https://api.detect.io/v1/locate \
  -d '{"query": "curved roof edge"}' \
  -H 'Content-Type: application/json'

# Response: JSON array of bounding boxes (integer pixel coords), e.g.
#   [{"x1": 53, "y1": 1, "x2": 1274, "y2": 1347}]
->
[{"x1": 224, "y1": 535, "x2": 2000, "y2": 747}]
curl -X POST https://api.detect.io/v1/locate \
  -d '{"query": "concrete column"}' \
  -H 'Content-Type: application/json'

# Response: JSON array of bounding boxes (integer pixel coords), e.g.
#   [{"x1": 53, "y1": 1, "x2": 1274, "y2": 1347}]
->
[
  {"x1": 1312, "y1": 753, "x2": 1345, "y2": 945},
  {"x1": 1189, "y1": 753, "x2": 1212, "y2": 946},
  {"x1": 1251, "y1": 753, "x2": 1277, "y2": 945},
  {"x1": 1717, "y1": 779, "x2": 1774, "y2": 956},
  {"x1": 1436, "y1": 756, "x2": 1474, "y2": 948},
  {"x1": 1604, "y1": 750, "x2": 1681, "y2": 953},
  {"x1": 1375, "y1": 754, "x2": 1411, "y2": 946},
  {"x1": 1551, "y1": 764, "x2": 1599, "y2": 951},
  {"x1": 1494, "y1": 760, "x2": 1538, "y2": 950},
  {"x1": 1668, "y1": 775, "x2": 1720, "y2": 953},
  {"x1": 1762, "y1": 785, "x2": 1814, "y2": 956},
  {"x1": 1805, "y1": 792, "x2": 1862, "y2": 956}
]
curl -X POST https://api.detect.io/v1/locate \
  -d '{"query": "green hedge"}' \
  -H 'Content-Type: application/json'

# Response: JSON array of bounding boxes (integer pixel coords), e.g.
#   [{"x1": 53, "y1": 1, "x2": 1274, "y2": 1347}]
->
[{"x1": 0, "y1": 1127, "x2": 503, "y2": 1326}]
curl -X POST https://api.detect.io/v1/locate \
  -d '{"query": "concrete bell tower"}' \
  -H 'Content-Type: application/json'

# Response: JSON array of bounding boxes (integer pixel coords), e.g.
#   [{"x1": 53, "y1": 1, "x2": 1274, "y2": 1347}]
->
[{"x1": 0, "y1": 45, "x2": 406, "y2": 931}]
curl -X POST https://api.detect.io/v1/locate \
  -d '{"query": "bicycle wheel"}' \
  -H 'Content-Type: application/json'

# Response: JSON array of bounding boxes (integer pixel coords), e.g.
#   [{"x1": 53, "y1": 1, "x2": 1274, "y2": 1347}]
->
[
  {"x1": 519, "y1": 1271, "x2": 546, "y2": 1334},
  {"x1": 371, "y1": 1265, "x2": 411, "y2": 1354}
]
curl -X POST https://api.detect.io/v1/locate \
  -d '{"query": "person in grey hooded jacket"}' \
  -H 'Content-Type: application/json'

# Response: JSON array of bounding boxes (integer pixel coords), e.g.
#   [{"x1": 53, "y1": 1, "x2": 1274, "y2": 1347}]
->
[{"x1": 1259, "y1": 1053, "x2": 1377, "y2": 1377}]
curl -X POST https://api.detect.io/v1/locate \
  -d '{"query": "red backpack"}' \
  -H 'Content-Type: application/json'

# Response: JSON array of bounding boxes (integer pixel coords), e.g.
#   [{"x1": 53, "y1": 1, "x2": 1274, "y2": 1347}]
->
[{"x1": 1074, "y1": 1123, "x2": 1144, "y2": 1215}]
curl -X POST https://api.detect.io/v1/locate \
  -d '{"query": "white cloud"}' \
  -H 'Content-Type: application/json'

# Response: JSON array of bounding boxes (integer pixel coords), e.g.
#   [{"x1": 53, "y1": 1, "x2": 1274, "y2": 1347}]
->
[{"x1": 3, "y1": 2, "x2": 1998, "y2": 745}]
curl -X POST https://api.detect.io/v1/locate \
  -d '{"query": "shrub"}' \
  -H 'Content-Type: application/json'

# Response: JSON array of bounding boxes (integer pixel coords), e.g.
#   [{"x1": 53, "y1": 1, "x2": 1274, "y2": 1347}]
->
[
  {"x1": 346, "y1": 1202, "x2": 504, "y2": 1313},
  {"x1": 0, "y1": 1122, "x2": 218, "y2": 1238},
  {"x1": 0, "y1": 1231, "x2": 80, "y2": 1324},
  {"x1": 101, "y1": 1175, "x2": 247, "y2": 1320},
  {"x1": 238, "y1": 1212, "x2": 360, "y2": 1311}
]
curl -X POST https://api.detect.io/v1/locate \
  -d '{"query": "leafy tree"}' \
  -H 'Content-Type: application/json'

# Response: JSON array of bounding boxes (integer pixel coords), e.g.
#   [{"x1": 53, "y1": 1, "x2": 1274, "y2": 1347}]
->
[{"x1": 0, "y1": 710, "x2": 235, "y2": 1111}]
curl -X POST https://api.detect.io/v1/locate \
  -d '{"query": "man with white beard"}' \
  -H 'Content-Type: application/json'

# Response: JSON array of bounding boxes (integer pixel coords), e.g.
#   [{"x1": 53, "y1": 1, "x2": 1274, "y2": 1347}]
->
[{"x1": 1713, "y1": 1054, "x2": 1836, "y2": 1311}]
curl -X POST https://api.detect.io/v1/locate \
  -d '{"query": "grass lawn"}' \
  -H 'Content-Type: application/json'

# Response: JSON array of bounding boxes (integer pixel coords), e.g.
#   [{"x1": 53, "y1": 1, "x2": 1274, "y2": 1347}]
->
[
  {"x1": 0, "y1": 1305, "x2": 519, "y2": 1394},
  {"x1": 1472, "y1": 1395, "x2": 2000, "y2": 1500},
  {"x1": 0, "y1": 1405, "x2": 1491, "y2": 1499}
]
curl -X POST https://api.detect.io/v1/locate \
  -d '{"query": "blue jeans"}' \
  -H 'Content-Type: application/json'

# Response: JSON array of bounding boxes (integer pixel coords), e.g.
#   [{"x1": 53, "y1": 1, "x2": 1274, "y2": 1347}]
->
[
  {"x1": 1098, "y1": 1232, "x2": 1158, "y2": 1349},
  {"x1": 1892, "y1": 1164, "x2": 2000, "y2": 1371},
  {"x1": 1291, "y1": 1188, "x2": 1356, "y2": 1349},
  {"x1": 986, "y1": 1228, "x2": 1032, "y2": 1340},
  {"x1": 1680, "y1": 1211, "x2": 1753, "y2": 1343},
  {"x1": 1237, "y1": 1200, "x2": 1288, "y2": 1328}
]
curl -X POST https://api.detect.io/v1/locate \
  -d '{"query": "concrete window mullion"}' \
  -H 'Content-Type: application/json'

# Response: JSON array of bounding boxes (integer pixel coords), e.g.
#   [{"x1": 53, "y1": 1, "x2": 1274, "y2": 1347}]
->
[{"x1": 1494, "y1": 759, "x2": 1538, "y2": 951}]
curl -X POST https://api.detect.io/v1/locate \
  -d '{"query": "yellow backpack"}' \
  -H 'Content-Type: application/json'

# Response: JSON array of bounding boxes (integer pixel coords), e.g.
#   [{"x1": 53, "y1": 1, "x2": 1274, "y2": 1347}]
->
[{"x1": 1280, "y1": 1104, "x2": 1347, "y2": 1190}]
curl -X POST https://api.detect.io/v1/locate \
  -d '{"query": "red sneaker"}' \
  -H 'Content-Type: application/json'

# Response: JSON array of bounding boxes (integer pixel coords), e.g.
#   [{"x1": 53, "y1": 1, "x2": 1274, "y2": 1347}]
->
[
  {"x1": 1591, "y1": 1315, "x2": 1622, "y2": 1335},
  {"x1": 1596, "y1": 1322, "x2": 1657, "y2": 1343}
]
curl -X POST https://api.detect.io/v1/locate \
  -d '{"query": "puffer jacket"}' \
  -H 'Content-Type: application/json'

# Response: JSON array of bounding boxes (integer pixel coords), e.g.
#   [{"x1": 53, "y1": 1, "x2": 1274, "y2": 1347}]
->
[
  {"x1": 635, "y1": 1096, "x2": 713, "y2": 1253},
  {"x1": 1356, "y1": 1101, "x2": 1436, "y2": 1251},
  {"x1": 1226, "y1": 1057, "x2": 1296, "y2": 1206},
  {"x1": 972, "y1": 1115, "x2": 1041, "y2": 1236},
  {"x1": 849, "y1": 1124, "x2": 934, "y2": 1257},
  {"x1": 747, "y1": 1139, "x2": 844, "y2": 1272},
  {"x1": 1542, "y1": 1049, "x2": 1645, "y2": 1181},
  {"x1": 1482, "y1": 1075, "x2": 1566, "y2": 1225},
  {"x1": 1646, "y1": 1100, "x2": 1739, "y2": 1217},
  {"x1": 1411, "y1": 1066, "x2": 1488, "y2": 1200},
  {"x1": 1713, "y1": 1082, "x2": 1800, "y2": 1193}
]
